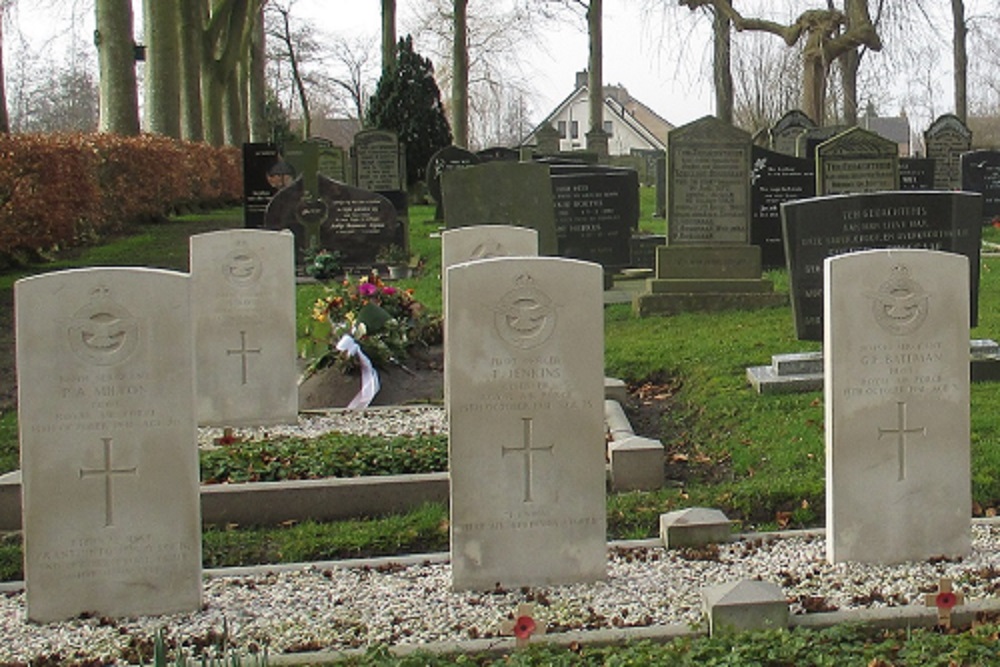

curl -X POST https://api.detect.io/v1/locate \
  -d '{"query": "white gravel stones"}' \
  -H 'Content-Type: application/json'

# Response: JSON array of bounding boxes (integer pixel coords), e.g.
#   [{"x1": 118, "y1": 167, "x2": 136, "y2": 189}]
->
[{"x1": 3, "y1": 525, "x2": 1000, "y2": 663}]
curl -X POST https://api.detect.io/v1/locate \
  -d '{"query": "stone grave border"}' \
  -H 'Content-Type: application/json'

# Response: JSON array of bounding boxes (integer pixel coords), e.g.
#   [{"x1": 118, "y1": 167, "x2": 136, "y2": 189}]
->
[{"x1": 4, "y1": 524, "x2": 1000, "y2": 663}]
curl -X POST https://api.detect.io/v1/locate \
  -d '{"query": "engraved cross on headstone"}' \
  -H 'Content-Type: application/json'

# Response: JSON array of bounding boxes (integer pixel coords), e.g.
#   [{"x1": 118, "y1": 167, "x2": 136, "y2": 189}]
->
[
  {"x1": 878, "y1": 401, "x2": 926, "y2": 481},
  {"x1": 226, "y1": 330, "x2": 261, "y2": 385},
  {"x1": 79, "y1": 437, "x2": 137, "y2": 527},
  {"x1": 502, "y1": 417, "x2": 554, "y2": 503}
]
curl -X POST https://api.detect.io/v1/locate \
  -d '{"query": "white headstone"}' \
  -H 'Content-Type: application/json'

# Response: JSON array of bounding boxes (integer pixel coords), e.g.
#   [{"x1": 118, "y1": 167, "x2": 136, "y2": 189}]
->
[
  {"x1": 824, "y1": 249, "x2": 971, "y2": 564},
  {"x1": 15, "y1": 268, "x2": 201, "y2": 621},
  {"x1": 190, "y1": 229, "x2": 298, "y2": 426},
  {"x1": 447, "y1": 257, "x2": 606, "y2": 590}
]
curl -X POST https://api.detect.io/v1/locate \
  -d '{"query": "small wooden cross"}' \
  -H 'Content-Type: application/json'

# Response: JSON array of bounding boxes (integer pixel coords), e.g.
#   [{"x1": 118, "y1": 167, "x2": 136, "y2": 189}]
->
[
  {"x1": 214, "y1": 427, "x2": 242, "y2": 447},
  {"x1": 500, "y1": 603, "x2": 546, "y2": 648},
  {"x1": 924, "y1": 577, "x2": 964, "y2": 629}
]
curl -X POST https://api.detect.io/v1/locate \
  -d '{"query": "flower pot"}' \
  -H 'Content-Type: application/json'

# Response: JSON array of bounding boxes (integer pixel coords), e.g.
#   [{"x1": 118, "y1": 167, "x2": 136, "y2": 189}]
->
[{"x1": 387, "y1": 264, "x2": 410, "y2": 279}]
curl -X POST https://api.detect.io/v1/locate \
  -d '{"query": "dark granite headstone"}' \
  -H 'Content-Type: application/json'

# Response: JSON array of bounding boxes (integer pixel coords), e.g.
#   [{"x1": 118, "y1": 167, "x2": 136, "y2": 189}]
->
[
  {"x1": 476, "y1": 146, "x2": 519, "y2": 162},
  {"x1": 667, "y1": 115, "x2": 752, "y2": 244},
  {"x1": 899, "y1": 158, "x2": 935, "y2": 191},
  {"x1": 550, "y1": 164, "x2": 638, "y2": 267},
  {"x1": 750, "y1": 146, "x2": 815, "y2": 269},
  {"x1": 264, "y1": 175, "x2": 403, "y2": 268},
  {"x1": 630, "y1": 234, "x2": 666, "y2": 269},
  {"x1": 242, "y1": 143, "x2": 291, "y2": 229},
  {"x1": 441, "y1": 161, "x2": 557, "y2": 254},
  {"x1": 782, "y1": 191, "x2": 982, "y2": 340},
  {"x1": 351, "y1": 129, "x2": 405, "y2": 191},
  {"x1": 770, "y1": 110, "x2": 817, "y2": 156},
  {"x1": 961, "y1": 150, "x2": 1000, "y2": 223},
  {"x1": 925, "y1": 114, "x2": 972, "y2": 190},
  {"x1": 816, "y1": 127, "x2": 899, "y2": 195},
  {"x1": 427, "y1": 145, "x2": 480, "y2": 220}
]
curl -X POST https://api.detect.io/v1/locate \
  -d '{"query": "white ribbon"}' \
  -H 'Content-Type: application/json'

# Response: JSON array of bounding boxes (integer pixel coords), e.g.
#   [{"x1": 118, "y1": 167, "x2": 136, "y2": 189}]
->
[{"x1": 335, "y1": 334, "x2": 380, "y2": 409}]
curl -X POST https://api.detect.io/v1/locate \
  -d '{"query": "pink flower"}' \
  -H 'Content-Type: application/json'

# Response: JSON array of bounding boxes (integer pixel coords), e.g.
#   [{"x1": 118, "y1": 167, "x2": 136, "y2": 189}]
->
[
  {"x1": 358, "y1": 282, "x2": 378, "y2": 297},
  {"x1": 382, "y1": 286, "x2": 397, "y2": 296}
]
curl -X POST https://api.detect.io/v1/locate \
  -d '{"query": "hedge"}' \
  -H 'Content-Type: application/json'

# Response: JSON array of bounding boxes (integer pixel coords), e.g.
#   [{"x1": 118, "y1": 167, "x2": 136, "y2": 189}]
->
[{"x1": 0, "y1": 133, "x2": 241, "y2": 259}]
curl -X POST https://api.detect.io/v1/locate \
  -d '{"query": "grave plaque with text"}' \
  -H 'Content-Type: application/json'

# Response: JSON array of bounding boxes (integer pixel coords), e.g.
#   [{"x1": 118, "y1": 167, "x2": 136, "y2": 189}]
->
[
  {"x1": 961, "y1": 150, "x2": 1000, "y2": 223},
  {"x1": 770, "y1": 110, "x2": 817, "y2": 156},
  {"x1": 816, "y1": 127, "x2": 899, "y2": 195},
  {"x1": 782, "y1": 191, "x2": 982, "y2": 340},
  {"x1": 242, "y1": 143, "x2": 284, "y2": 229},
  {"x1": 551, "y1": 164, "x2": 638, "y2": 266},
  {"x1": 667, "y1": 116, "x2": 752, "y2": 245},
  {"x1": 825, "y1": 249, "x2": 970, "y2": 563},
  {"x1": 899, "y1": 158, "x2": 935, "y2": 191},
  {"x1": 352, "y1": 129, "x2": 404, "y2": 192},
  {"x1": 16, "y1": 268, "x2": 201, "y2": 621},
  {"x1": 750, "y1": 146, "x2": 815, "y2": 269},
  {"x1": 925, "y1": 114, "x2": 972, "y2": 190},
  {"x1": 447, "y1": 257, "x2": 606, "y2": 590}
]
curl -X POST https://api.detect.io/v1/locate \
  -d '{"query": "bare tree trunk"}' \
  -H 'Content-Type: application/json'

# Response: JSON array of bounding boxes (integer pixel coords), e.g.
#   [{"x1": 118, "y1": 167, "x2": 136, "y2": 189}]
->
[
  {"x1": 96, "y1": 0, "x2": 140, "y2": 135},
  {"x1": 802, "y1": 33, "x2": 829, "y2": 126},
  {"x1": 274, "y1": 4, "x2": 311, "y2": 139},
  {"x1": 382, "y1": 0, "x2": 397, "y2": 74},
  {"x1": 179, "y1": 0, "x2": 204, "y2": 141},
  {"x1": 223, "y1": 66, "x2": 244, "y2": 145},
  {"x1": 451, "y1": 0, "x2": 469, "y2": 148},
  {"x1": 144, "y1": 0, "x2": 181, "y2": 137},
  {"x1": 587, "y1": 0, "x2": 602, "y2": 135},
  {"x1": 952, "y1": 0, "x2": 967, "y2": 123},
  {"x1": 248, "y1": 5, "x2": 268, "y2": 142},
  {"x1": 202, "y1": 0, "x2": 261, "y2": 145},
  {"x1": 0, "y1": 16, "x2": 9, "y2": 134},
  {"x1": 713, "y1": 6, "x2": 733, "y2": 124},
  {"x1": 840, "y1": 48, "x2": 858, "y2": 125}
]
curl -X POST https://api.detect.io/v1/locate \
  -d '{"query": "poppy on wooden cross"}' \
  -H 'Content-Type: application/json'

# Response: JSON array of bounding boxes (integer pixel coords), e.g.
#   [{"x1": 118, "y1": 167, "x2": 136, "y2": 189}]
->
[
  {"x1": 924, "y1": 577, "x2": 964, "y2": 629},
  {"x1": 500, "y1": 602, "x2": 546, "y2": 648}
]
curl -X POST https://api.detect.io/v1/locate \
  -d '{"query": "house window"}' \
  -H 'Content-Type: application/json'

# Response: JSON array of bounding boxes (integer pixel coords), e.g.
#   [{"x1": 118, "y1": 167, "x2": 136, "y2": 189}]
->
[
  {"x1": 557, "y1": 120, "x2": 567, "y2": 138},
  {"x1": 603, "y1": 120, "x2": 613, "y2": 136},
  {"x1": 570, "y1": 120, "x2": 579, "y2": 139}
]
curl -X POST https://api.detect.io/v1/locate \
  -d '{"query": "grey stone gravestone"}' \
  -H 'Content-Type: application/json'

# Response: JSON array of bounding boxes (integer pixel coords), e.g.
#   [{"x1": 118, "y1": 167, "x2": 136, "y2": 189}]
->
[
  {"x1": 447, "y1": 257, "x2": 606, "y2": 590},
  {"x1": 264, "y1": 175, "x2": 403, "y2": 268},
  {"x1": 317, "y1": 143, "x2": 348, "y2": 183},
  {"x1": 427, "y1": 145, "x2": 480, "y2": 220},
  {"x1": 750, "y1": 146, "x2": 815, "y2": 269},
  {"x1": 925, "y1": 114, "x2": 972, "y2": 190},
  {"x1": 960, "y1": 150, "x2": 1000, "y2": 223},
  {"x1": 283, "y1": 141, "x2": 321, "y2": 197},
  {"x1": 16, "y1": 268, "x2": 201, "y2": 621},
  {"x1": 550, "y1": 164, "x2": 638, "y2": 267},
  {"x1": 796, "y1": 125, "x2": 849, "y2": 161},
  {"x1": 825, "y1": 249, "x2": 970, "y2": 563},
  {"x1": 441, "y1": 161, "x2": 558, "y2": 255},
  {"x1": 781, "y1": 191, "x2": 982, "y2": 341},
  {"x1": 635, "y1": 116, "x2": 784, "y2": 316},
  {"x1": 351, "y1": 128, "x2": 405, "y2": 192},
  {"x1": 191, "y1": 230, "x2": 298, "y2": 427},
  {"x1": 476, "y1": 146, "x2": 519, "y2": 162},
  {"x1": 816, "y1": 127, "x2": 899, "y2": 195},
  {"x1": 769, "y1": 110, "x2": 816, "y2": 156}
]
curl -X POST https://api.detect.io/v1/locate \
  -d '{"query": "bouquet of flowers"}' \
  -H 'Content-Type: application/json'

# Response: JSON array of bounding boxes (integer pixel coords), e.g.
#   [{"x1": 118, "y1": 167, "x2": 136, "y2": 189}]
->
[{"x1": 305, "y1": 273, "x2": 441, "y2": 377}]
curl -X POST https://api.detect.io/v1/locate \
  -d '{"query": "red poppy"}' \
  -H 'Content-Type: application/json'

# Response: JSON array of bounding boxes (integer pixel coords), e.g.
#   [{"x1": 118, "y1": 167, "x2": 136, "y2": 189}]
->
[
  {"x1": 513, "y1": 615, "x2": 536, "y2": 640},
  {"x1": 935, "y1": 591, "x2": 957, "y2": 609}
]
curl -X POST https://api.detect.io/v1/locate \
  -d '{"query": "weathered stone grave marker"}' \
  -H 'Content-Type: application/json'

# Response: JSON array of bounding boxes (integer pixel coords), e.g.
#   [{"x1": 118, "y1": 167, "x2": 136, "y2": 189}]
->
[
  {"x1": 427, "y1": 145, "x2": 480, "y2": 220},
  {"x1": 441, "y1": 161, "x2": 558, "y2": 254},
  {"x1": 816, "y1": 126, "x2": 899, "y2": 195},
  {"x1": 191, "y1": 229, "x2": 298, "y2": 426},
  {"x1": 447, "y1": 257, "x2": 606, "y2": 589},
  {"x1": 824, "y1": 249, "x2": 970, "y2": 564},
  {"x1": 769, "y1": 109, "x2": 816, "y2": 157},
  {"x1": 16, "y1": 268, "x2": 201, "y2": 621},
  {"x1": 924, "y1": 114, "x2": 971, "y2": 190},
  {"x1": 351, "y1": 128, "x2": 405, "y2": 192}
]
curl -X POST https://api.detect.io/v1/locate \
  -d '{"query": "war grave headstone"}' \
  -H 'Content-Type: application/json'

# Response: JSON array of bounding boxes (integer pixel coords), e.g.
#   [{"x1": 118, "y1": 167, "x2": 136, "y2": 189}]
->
[
  {"x1": 960, "y1": 150, "x2": 1000, "y2": 224},
  {"x1": 427, "y1": 145, "x2": 480, "y2": 220},
  {"x1": 635, "y1": 115, "x2": 784, "y2": 317},
  {"x1": 447, "y1": 256, "x2": 606, "y2": 589},
  {"x1": 550, "y1": 163, "x2": 638, "y2": 268},
  {"x1": 824, "y1": 249, "x2": 970, "y2": 563},
  {"x1": 440, "y1": 224, "x2": 539, "y2": 315},
  {"x1": 264, "y1": 175, "x2": 402, "y2": 268},
  {"x1": 816, "y1": 126, "x2": 899, "y2": 196},
  {"x1": 749, "y1": 191, "x2": 984, "y2": 394},
  {"x1": 899, "y1": 158, "x2": 935, "y2": 191},
  {"x1": 15, "y1": 268, "x2": 201, "y2": 622},
  {"x1": 242, "y1": 143, "x2": 293, "y2": 229},
  {"x1": 925, "y1": 114, "x2": 972, "y2": 190},
  {"x1": 190, "y1": 230, "x2": 298, "y2": 427},
  {"x1": 750, "y1": 146, "x2": 815, "y2": 269},
  {"x1": 769, "y1": 110, "x2": 817, "y2": 156},
  {"x1": 440, "y1": 161, "x2": 558, "y2": 255}
]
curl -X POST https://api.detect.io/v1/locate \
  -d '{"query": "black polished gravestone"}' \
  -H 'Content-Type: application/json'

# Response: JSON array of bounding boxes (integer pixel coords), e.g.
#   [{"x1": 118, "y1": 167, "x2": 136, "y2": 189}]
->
[
  {"x1": 550, "y1": 164, "x2": 639, "y2": 268},
  {"x1": 782, "y1": 191, "x2": 983, "y2": 341},
  {"x1": 426, "y1": 145, "x2": 480, "y2": 220},
  {"x1": 961, "y1": 150, "x2": 1000, "y2": 224},
  {"x1": 750, "y1": 146, "x2": 815, "y2": 269},
  {"x1": 264, "y1": 175, "x2": 403, "y2": 268},
  {"x1": 242, "y1": 143, "x2": 293, "y2": 229},
  {"x1": 899, "y1": 158, "x2": 935, "y2": 191}
]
